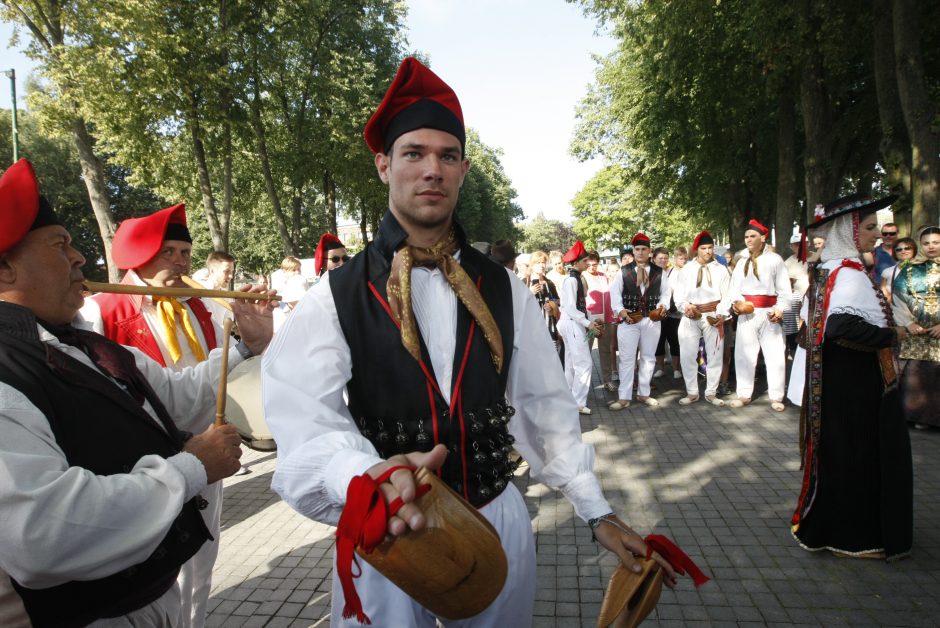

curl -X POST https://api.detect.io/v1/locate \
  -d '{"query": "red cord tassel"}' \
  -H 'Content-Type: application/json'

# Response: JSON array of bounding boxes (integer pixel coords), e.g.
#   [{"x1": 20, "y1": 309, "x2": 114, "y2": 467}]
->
[
  {"x1": 334, "y1": 465, "x2": 431, "y2": 624},
  {"x1": 644, "y1": 534, "x2": 710, "y2": 588}
]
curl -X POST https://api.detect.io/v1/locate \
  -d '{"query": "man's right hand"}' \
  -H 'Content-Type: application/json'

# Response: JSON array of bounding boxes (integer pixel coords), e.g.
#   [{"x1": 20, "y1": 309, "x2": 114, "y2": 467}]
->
[
  {"x1": 183, "y1": 424, "x2": 243, "y2": 484},
  {"x1": 684, "y1": 304, "x2": 700, "y2": 318},
  {"x1": 365, "y1": 444, "x2": 448, "y2": 537}
]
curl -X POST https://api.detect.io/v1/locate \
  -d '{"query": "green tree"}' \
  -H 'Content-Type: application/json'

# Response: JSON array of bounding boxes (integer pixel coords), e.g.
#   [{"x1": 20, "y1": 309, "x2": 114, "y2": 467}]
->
[
  {"x1": 455, "y1": 129, "x2": 524, "y2": 244},
  {"x1": 519, "y1": 212, "x2": 576, "y2": 254}
]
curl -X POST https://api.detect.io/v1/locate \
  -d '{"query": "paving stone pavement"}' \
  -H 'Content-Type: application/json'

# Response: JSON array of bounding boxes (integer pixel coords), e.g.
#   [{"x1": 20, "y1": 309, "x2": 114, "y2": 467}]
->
[{"x1": 208, "y1": 356, "x2": 940, "y2": 627}]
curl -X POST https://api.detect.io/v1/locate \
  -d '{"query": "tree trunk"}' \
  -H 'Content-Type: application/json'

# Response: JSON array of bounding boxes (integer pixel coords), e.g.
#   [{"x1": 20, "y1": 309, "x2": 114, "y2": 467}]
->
[
  {"x1": 249, "y1": 90, "x2": 296, "y2": 256},
  {"x1": 872, "y1": 0, "x2": 912, "y2": 204},
  {"x1": 775, "y1": 85, "x2": 799, "y2": 242},
  {"x1": 894, "y1": 0, "x2": 940, "y2": 228},
  {"x1": 799, "y1": 50, "x2": 836, "y2": 221},
  {"x1": 187, "y1": 94, "x2": 223, "y2": 250},
  {"x1": 70, "y1": 118, "x2": 119, "y2": 281},
  {"x1": 359, "y1": 203, "x2": 369, "y2": 245},
  {"x1": 324, "y1": 170, "x2": 337, "y2": 234}
]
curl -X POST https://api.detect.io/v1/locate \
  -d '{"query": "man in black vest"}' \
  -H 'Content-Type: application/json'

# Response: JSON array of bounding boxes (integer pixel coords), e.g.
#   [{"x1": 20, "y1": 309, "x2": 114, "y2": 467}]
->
[
  {"x1": 263, "y1": 58, "x2": 677, "y2": 626},
  {"x1": 0, "y1": 159, "x2": 273, "y2": 627},
  {"x1": 608, "y1": 232, "x2": 671, "y2": 410}
]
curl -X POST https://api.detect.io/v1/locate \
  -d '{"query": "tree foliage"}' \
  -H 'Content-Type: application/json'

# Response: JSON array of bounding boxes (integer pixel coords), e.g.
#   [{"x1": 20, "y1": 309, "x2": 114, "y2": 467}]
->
[
  {"x1": 519, "y1": 212, "x2": 576, "y2": 254},
  {"x1": 570, "y1": 0, "x2": 940, "y2": 248}
]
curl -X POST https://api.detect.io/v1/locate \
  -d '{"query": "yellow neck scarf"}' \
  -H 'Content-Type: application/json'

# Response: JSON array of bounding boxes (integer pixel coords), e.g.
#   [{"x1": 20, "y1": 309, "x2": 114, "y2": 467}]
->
[{"x1": 152, "y1": 297, "x2": 207, "y2": 364}]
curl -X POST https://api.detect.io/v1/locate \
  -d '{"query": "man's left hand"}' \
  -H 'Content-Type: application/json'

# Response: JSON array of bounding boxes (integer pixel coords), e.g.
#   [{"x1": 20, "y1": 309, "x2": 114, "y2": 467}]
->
[
  {"x1": 592, "y1": 514, "x2": 678, "y2": 588},
  {"x1": 767, "y1": 308, "x2": 783, "y2": 324},
  {"x1": 231, "y1": 284, "x2": 276, "y2": 355}
]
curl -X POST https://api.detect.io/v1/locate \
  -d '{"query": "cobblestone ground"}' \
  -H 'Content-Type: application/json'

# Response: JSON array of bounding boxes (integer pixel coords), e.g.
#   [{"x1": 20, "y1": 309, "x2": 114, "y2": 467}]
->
[{"x1": 208, "y1": 354, "x2": 940, "y2": 627}]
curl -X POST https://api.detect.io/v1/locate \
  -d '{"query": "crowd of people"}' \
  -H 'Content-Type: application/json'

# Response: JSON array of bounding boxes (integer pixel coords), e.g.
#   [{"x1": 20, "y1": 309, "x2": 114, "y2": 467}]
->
[{"x1": 0, "y1": 51, "x2": 934, "y2": 628}]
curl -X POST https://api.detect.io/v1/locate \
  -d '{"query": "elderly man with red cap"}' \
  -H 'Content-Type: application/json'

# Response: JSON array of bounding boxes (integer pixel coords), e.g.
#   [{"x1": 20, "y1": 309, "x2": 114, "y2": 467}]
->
[
  {"x1": 557, "y1": 240, "x2": 604, "y2": 414},
  {"x1": 79, "y1": 203, "x2": 263, "y2": 627},
  {"x1": 262, "y1": 58, "x2": 678, "y2": 626},
  {"x1": 608, "y1": 232, "x2": 671, "y2": 409},
  {"x1": 0, "y1": 159, "x2": 272, "y2": 626},
  {"x1": 673, "y1": 231, "x2": 732, "y2": 406},
  {"x1": 728, "y1": 219, "x2": 791, "y2": 411}
]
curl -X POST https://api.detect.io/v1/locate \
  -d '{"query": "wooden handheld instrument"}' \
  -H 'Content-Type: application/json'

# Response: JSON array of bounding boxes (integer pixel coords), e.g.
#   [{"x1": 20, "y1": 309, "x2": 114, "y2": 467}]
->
[
  {"x1": 215, "y1": 318, "x2": 235, "y2": 427},
  {"x1": 83, "y1": 280, "x2": 281, "y2": 302},
  {"x1": 180, "y1": 275, "x2": 233, "y2": 312}
]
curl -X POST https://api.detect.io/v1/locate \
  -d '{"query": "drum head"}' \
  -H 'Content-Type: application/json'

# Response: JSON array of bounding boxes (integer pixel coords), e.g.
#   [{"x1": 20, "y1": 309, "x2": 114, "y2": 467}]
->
[{"x1": 225, "y1": 356, "x2": 277, "y2": 451}]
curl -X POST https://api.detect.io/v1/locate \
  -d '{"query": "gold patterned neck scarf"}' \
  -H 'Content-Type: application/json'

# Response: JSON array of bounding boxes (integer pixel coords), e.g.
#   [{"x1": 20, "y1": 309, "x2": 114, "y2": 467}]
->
[
  {"x1": 152, "y1": 296, "x2": 207, "y2": 364},
  {"x1": 636, "y1": 264, "x2": 648, "y2": 287},
  {"x1": 696, "y1": 260, "x2": 713, "y2": 288},
  {"x1": 386, "y1": 228, "x2": 504, "y2": 373}
]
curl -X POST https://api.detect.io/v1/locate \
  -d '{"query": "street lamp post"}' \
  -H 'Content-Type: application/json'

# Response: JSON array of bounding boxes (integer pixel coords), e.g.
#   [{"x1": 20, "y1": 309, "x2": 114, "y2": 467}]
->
[{"x1": 4, "y1": 69, "x2": 18, "y2": 161}]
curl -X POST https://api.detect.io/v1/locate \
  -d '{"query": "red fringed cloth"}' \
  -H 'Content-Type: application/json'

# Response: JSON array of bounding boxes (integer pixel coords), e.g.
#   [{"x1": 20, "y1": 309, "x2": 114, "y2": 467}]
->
[
  {"x1": 335, "y1": 465, "x2": 432, "y2": 624},
  {"x1": 644, "y1": 534, "x2": 710, "y2": 588}
]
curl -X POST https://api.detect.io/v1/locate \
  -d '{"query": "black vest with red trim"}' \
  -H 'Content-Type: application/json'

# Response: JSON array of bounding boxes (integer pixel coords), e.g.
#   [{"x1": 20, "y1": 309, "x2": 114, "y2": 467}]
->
[
  {"x1": 568, "y1": 268, "x2": 587, "y2": 314},
  {"x1": 329, "y1": 212, "x2": 516, "y2": 507},
  {"x1": 619, "y1": 262, "x2": 663, "y2": 314},
  {"x1": 0, "y1": 302, "x2": 210, "y2": 628}
]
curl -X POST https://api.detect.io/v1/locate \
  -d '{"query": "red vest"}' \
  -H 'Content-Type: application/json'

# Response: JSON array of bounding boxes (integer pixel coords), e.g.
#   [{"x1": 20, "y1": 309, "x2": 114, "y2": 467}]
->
[{"x1": 90, "y1": 280, "x2": 218, "y2": 366}]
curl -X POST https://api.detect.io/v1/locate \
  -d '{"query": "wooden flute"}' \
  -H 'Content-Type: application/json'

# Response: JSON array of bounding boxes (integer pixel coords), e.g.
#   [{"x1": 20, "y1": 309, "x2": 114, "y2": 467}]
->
[{"x1": 82, "y1": 280, "x2": 282, "y2": 302}]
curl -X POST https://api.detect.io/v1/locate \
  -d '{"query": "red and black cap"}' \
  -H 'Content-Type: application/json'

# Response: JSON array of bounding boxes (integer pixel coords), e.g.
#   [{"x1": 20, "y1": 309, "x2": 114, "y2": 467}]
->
[
  {"x1": 364, "y1": 57, "x2": 465, "y2": 155},
  {"x1": 111, "y1": 203, "x2": 190, "y2": 270},
  {"x1": 692, "y1": 230, "x2": 714, "y2": 251},
  {"x1": 562, "y1": 240, "x2": 588, "y2": 263},
  {"x1": 314, "y1": 232, "x2": 345, "y2": 277},
  {"x1": 0, "y1": 159, "x2": 62, "y2": 254},
  {"x1": 630, "y1": 232, "x2": 651, "y2": 247},
  {"x1": 744, "y1": 219, "x2": 769, "y2": 236},
  {"x1": 806, "y1": 193, "x2": 897, "y2": 231}
]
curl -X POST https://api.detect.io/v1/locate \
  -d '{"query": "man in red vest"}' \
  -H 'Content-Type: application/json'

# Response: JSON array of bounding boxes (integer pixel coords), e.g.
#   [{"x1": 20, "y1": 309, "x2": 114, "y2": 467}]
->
[{"x1": 80, "y1": 204, "x2": 228, "y2": 628}]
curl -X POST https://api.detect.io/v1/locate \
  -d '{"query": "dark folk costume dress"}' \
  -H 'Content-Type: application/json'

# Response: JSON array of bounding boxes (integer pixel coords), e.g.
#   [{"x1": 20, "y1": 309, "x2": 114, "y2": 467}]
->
[{"x1": 792, "y1": 260, "x2": 913, "y2": 560}]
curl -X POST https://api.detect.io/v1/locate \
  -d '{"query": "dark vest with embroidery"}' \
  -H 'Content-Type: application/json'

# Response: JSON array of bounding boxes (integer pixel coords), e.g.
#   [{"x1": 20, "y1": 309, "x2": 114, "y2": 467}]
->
[
  {"x1": 620, "y1": 263, "x2": 663, "y2": 314},
  {"x1": 0, "y1": 303, "x2": 210, "y2": 628},
  {"x1": 330, "y1": 212, "x2": 517, "y2": 507},
  {"x1": 568, "y1": 268, "x2": 587, "y2": 314}
]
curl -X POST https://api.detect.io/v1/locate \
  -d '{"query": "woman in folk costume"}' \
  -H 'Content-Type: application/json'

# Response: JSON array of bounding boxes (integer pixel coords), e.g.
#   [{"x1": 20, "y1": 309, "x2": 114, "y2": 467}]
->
[
  {"x1": 891, "y1": 225, "x2": 940, "y2": 427},
  {"x1": 791, "y1": 193, "x2": 912, "y2": 561}
]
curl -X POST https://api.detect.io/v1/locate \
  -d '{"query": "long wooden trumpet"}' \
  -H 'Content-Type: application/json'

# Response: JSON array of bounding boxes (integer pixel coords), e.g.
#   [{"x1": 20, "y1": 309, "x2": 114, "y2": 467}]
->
[{"x1": 82, "y1": 280, "x2": 282, "y2": 302}]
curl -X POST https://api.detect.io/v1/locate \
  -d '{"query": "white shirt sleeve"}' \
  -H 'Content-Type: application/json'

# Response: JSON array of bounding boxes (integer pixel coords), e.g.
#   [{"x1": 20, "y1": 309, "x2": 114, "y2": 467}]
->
[
  {"x1": 717, "y1": 264, "x2": 733, "y2": 317},
  {"x1": 504, "y1": 271, "x2": 612, "y2": 521},
  {"x1": 656, "y1": 269, "x2": 671, "y2": 310},
  {"x1": 772, "y1": 256, "x2": 792, "y2": 312},
  {"x1": 263, "y1": 275, "x2": 383, "y2": 527},
  {"x1": 609, "y1": 273, "x2": 623, "y2": 317},
  {"x1": 0, "y1": 387, "x2": 201, "y2": 588},
  {"x1": 560, "y1": 275, "x2": 591, "y2": 328},
  {"x1": 673, "y1": 265, "x2": 690, "y2": 311}
]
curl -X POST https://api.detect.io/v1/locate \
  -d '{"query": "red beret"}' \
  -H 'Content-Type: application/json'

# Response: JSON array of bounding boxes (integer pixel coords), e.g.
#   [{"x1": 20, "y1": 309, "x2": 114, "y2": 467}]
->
[
  {"x1": 112, "y1": 203, "x2": 188, "y2": 270},
  {"x1": 692, "y1": 230, "x2": 714, "y2": 251},
  {"x1": 0, "y1": 159, "x2": 41, "y2": 254},
  {"x1": 364, "y1": 57, "x2": 465, "y2": 154},
  {"x1": 630, "y1": 232, "x2": 651, "y2": 247},
  {"x1": 745, "y1": 219, "x2": 769, "y2": 236},
  {"x1": 562, "y1": 240, "x2": 587, "y2": 263},
  {"x1": 314, "y1": 233, "x2": 345, "y2": 277}
]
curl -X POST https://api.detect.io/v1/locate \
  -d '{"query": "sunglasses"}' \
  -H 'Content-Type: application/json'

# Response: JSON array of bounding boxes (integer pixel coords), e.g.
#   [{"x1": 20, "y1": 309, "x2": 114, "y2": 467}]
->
[
  {"x1": 329, "y1": 255, "x2": 350, "y2": 264},
  {"x1": 895, "y1": 246, "x2": 913, "y2": 252},
  {"x1": 882, "y1": 231, "x2": 898, "y2": 236}
]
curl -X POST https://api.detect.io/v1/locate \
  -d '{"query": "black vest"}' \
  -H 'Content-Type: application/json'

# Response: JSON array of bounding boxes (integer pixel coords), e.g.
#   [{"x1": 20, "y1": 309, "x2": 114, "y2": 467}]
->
[
  {"x1": 620, "y1": 263, "x2": 663, "y2": 313},
  {"x1": 330, "y1": 212, "x2": 517, "y2": 507},
  {"x1": 568, "y1": 268, "x2": 587, "y2": 314},
  {"x1": 0, "y1": 303, "x2": 210, "y2": 628}
]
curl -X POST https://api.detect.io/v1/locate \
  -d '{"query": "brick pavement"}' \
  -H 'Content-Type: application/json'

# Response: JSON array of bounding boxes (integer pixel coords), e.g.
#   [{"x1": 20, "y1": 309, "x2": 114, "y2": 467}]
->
[{"x1": 208, "y1": 357, "x2": 940, "y2": 627}]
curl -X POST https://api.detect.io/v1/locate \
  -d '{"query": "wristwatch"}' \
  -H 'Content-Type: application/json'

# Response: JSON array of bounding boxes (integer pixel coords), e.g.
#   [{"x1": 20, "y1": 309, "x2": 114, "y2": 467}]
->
[{"x1": 235, "y1": 341, "x2": 254, "y2": 360}]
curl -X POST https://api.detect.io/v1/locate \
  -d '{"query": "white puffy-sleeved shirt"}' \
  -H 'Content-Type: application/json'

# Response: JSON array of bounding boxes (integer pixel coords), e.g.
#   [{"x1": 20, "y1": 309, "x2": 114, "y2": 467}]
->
[
  {"x1": 0, "y1": 325, "x2": 244, "y2": 592},
  {"x1": 263, "y1": 263, "x2": 612, "y2": 527},
  {"x1": 673, "y1": 259, "x2": 732, "y2": 317},
  {"x1": 729, "y1": 249, "x2": 791, "y2": 311},
  {"x1": 559, "y1": 273, "x2": 592, "y2": 328}
]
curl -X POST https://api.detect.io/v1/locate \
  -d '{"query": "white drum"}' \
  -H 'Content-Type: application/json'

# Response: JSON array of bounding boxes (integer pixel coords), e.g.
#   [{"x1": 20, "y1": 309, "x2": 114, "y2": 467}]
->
[{"x1": 225, "y1": 356, "x2": 276, "y2": 451}]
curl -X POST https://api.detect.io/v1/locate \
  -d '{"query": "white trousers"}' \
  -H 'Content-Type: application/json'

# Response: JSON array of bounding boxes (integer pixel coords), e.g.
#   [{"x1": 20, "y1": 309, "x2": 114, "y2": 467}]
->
[
  {"x1": 679, "y1": 317, "x2": 724, "y2": 397},
  {"x1": 734, "y1": 309, "x2": 786, "y2": 401},
  {"x1": 177, "y1": 481, "x2": 222, "y2": 628},
  {"x1": 616, "y1": 318, "x2": 661, "y2": 400},
  {"x1": 329, "y1": 483, "x2": 537, "y2": 627},
  {"x1": 558, "y1": 319, "x2": 592, "y2": 407}
]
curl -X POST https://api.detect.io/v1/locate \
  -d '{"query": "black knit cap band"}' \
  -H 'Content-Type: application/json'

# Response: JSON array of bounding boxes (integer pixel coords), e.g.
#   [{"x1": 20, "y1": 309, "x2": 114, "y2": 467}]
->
[{"x1": 383, "y1": 98, "x2": 466, "y2": 155}]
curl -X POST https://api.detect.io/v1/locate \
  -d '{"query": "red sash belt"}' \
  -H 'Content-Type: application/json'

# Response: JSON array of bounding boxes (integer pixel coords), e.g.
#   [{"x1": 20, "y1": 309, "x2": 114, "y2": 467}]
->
[{"x1": 743, "y1": 295, "x2": 777, "y2": 308}]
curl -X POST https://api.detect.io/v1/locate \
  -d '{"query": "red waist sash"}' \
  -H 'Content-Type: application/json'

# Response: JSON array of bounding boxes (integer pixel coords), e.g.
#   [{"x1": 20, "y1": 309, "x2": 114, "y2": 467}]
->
[{"x1": 743, "y1": 295, "x2": 777, "y2": 308}]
